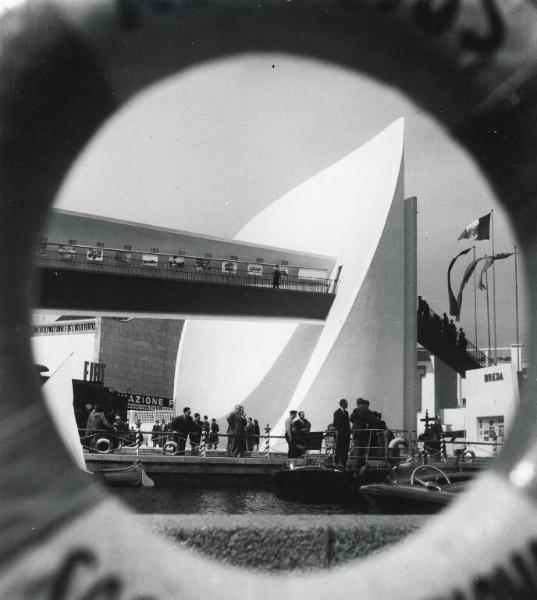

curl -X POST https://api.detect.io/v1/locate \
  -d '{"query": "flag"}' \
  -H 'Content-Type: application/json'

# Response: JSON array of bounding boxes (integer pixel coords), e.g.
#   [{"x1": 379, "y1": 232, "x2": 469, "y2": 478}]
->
[
  {"x1": 478, "y1": 252, "x2": 514, "y2": 290},
  {"x1": 455, "y1": 256, "x2": 487, "y2": 320},
  {"x1": 447, "y1": 248, "x2": 472, "y2": 317},
  {"x1": 458, "y1": 213, "x2": 491, "y2": 241}
]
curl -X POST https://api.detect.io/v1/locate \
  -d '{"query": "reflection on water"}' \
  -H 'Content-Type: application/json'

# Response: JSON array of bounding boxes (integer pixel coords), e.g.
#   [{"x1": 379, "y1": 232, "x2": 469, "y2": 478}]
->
[{"x1": 111, "y1": 486, "x2": 366, "y2": 515}]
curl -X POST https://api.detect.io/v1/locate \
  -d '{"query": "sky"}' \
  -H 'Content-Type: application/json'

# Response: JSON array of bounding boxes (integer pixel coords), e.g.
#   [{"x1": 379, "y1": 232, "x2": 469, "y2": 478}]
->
[{"x1": 53, "y1": 52, "x2": 527, "y2": 352}]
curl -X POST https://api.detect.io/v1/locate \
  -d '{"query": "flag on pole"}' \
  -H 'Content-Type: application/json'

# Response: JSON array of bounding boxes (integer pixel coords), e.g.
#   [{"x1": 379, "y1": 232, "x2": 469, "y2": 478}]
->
[
  {"x1": 455, "y1": 256, "x2": 487, "y2": 320},
  {"x1": 458, "y1": 213, "x2": 491, "y2": 241},
  {"x1": 478, "y1": 252, "x2": 514, "y2": 290},
  {"x1": 447, "y1": 247, "x2": 473, "y2": 317}
]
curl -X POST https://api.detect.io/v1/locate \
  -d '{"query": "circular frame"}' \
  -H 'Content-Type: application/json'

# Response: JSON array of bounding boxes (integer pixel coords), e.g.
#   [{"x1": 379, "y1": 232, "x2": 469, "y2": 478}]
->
[{"x1": 2, "y1": 1, "x2": 537, "y2": 599}]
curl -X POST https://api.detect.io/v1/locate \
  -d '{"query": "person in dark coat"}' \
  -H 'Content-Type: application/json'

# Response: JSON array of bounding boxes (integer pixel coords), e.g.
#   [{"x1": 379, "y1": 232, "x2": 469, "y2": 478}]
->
[
  {"x1": 86, "y1": 404, "x2": 114, "y2": 451},
  {"x1": 253, "y1": 419, "x2": 260, "y2": 451},
  {"x1": 350, "y1": 397, "x2": 373, "y2": 462},
  {"x1": 293, "y1": 411, "x2": 310, "y2": 458},
  {"x1": 170, "y1": 407, "x2": 193, "y2": 455},
  {"x1": 190, "y1": 413, "x2": 203, "y2": 454},
  {"x1": 209, "y1": 418, "x2": 220, "y2": 449},
  {"x1": 272, "y1": 265, "x2": 282, "y2": 289},
  {"x1": 151, "y1": 419, "x2": 162, "y2": 448},
  {"x1": 245, "y1": 417, "x2": 256, "y2": 451},
  {"x1": 333, "y1": 399, "x2": 351, "y2": 467}
]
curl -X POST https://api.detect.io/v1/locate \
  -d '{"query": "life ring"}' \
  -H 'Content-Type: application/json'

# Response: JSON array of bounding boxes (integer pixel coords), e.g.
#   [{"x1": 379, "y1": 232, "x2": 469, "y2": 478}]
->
[
  {"x1": 463, "y1": 449, "x2": 476, "y2": 463},
  {"x1": 388, "y1": 437, "x2": 408, "y2": 450},
  {"x1": 163, "y1": 440, "x2": 178, "y2": 456},
  {"x1": 2, "y1": 2, "x2": 537, "y2": 599},
  {"x1": 95, "y1": 437, "x2": 112, "y2": 454}
]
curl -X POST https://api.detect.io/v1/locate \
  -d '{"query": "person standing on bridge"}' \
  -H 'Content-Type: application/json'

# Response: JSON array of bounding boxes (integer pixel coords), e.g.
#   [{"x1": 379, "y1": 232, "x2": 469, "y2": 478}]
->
[{"x1": 272, "y1": 265, "x2": 282, "y2": 289}]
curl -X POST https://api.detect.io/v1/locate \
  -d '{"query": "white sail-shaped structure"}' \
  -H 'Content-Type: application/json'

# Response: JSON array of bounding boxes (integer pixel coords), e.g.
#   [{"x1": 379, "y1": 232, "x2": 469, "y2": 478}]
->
[{"x1": 173, "y1": 119, "x2": 415, "y2": 436}]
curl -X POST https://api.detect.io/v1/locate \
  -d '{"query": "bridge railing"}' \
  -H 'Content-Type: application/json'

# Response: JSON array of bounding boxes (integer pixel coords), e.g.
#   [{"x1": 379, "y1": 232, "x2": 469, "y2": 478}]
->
[{"x1": 35, "y1": 244, "x2": 338, "y2": 295}]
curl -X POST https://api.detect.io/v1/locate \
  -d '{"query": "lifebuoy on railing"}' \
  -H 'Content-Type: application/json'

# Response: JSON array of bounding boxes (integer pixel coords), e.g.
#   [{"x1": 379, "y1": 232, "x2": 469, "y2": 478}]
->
[
  {"x1": 95, "y1": 437, "x2": 111, "y2": 454},
  {"x1": 163, "y1": 441, "x2": 178, "y2": 456}
]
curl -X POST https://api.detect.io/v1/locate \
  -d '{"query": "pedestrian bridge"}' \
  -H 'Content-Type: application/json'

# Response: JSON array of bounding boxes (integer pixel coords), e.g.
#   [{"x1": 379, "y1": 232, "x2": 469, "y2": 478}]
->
[
  {"x1": 417, "y1": 308, "x2": 487, "y2": 375},
  {"x1": 34, "y1": 209, "x2": 338, "y2": 321}
]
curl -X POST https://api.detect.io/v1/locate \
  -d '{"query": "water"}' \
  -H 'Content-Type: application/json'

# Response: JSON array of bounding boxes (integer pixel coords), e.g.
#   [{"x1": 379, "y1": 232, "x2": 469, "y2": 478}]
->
[{"x1": 111, "y1": 486, "x2": 368, "y2": 514}]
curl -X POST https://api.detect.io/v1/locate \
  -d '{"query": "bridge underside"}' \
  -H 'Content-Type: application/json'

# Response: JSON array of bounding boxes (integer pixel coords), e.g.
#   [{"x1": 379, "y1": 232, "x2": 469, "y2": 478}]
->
[{"x1": 36, "y1": 268, "x2": 335, "y2": 321}]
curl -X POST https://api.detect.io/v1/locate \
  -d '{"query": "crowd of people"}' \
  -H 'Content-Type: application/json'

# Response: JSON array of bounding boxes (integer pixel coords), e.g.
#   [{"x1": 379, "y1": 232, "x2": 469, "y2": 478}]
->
[
  {"x1": 79, "y1": 403, "x2": 144, "y2": 451},
  {"x1": 418, "y1": 296, "x2": 468, "y2": 351},
  {"x1": 331, "y1": 397, "x2": 393, "y2": 468}
]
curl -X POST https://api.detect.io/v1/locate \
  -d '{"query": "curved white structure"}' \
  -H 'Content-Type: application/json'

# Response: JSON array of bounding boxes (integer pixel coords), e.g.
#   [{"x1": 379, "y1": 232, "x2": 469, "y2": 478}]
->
[{"x1": 174, "y1": 119, "x2": 413, "y2": 435}]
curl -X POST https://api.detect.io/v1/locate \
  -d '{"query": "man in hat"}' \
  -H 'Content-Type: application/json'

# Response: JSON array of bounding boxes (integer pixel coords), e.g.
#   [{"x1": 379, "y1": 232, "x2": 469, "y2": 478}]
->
[{"x1": 333, "y1": 399, "x2": 351, "y2": 467}]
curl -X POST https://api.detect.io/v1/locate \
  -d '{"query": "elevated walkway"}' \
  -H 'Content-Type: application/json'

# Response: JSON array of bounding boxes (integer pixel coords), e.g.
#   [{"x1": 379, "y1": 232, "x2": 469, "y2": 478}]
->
[
  {"x1": 35, "y1": 244, "x2": 337, "y2": 321},
  {"x1": 417, "y1": 309, "x2": 487, "y2": 375}
]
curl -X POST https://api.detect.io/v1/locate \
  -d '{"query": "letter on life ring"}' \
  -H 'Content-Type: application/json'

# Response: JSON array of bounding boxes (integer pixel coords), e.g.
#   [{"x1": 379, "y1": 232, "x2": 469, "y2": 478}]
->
[{"x1": 3, "y1": 2, "x2": 537, "y2": 599}]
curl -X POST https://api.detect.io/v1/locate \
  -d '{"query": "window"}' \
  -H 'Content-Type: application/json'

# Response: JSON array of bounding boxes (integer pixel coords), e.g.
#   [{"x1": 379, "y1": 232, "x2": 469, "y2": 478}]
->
[
  {"x1": 124, "y1": 244, "x2": 132, "y2": 251},
  {"x1": 177, "y1": 249, "x2": 186, "y2": 256},
  {"x1": 230, "y1": 255, "x2": 238, "y2": 261},
  {"x1": 281, "y1": 260, "x2": 289, "y2": 266},
  {"x1": 256, "y1": 257, "x2": 264, "y2": 263},
  {"x1": 204, "y1": 252, "x2": 212, "y2": 259},
  {"x1": 68, "y1": 239, "x2": 77, "y2": 245},
  {"x1": 96, "y1": 242, "x2": 104, "y2": 248},
  {"x1": 150, "y1": 247, "x2": 159, "y2": 254}
]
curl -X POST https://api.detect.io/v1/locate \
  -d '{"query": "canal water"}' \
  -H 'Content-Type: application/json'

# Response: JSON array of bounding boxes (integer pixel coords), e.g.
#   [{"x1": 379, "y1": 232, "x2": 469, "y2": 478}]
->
[{"x1": 111, "y1": 486, "x2": 369, "y2": 515}]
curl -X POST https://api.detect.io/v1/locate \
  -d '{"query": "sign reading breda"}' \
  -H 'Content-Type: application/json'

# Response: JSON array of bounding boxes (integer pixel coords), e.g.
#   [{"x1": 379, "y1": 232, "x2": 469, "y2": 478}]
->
[{"x1": 484, "y1": 372, "x2": 504, "y2": 383}]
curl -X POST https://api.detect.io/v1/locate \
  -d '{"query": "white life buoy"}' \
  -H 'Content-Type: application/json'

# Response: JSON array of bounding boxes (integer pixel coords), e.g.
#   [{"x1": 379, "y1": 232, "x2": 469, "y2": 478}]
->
[{"x1": 95, "y1": 437, "x2": 111, "y2": 454}]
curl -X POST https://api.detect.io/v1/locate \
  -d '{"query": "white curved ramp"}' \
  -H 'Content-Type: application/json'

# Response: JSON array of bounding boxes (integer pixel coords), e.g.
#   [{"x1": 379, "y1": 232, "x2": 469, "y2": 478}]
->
[{"x1": 174, "y1": 119, "x2": 406, "y2": 433}]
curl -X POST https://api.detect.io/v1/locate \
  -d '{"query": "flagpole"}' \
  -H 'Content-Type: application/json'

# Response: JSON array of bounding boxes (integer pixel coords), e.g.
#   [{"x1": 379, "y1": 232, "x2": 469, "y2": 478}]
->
[
  {"x1": 514, "y1": 244, "x2": 520, "y2": 372},
  {"x1": 490, "y1": 209, "x2": 498, "y2": 364},
  {"x1": 485, "y1": 264, "x2": 492, "y2": 366},
  {"x1": 473, "y1": 246, "x2": 478, "y2": 353}
]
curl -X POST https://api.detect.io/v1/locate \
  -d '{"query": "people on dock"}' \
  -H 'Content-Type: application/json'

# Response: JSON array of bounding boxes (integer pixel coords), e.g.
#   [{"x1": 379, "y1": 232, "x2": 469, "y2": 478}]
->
[
  {"x1": 170, "y1": 406, "x2": 194, "y2": 455},
  {"x1": 333, "y1": 399, "x2": 351, "y2": 467}
]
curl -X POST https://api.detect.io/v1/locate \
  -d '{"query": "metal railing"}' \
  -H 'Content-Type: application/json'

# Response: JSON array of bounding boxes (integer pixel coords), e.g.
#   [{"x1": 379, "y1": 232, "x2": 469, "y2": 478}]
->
[{"x1": 35, "y1": 244, "x2": 338, "y2": 295}]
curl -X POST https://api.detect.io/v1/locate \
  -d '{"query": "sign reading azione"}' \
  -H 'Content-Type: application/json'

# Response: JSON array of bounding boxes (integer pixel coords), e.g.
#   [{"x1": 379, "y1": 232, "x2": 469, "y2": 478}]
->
[{"x1": 116, "y1": 391, "x2": 174, "y2": 409}]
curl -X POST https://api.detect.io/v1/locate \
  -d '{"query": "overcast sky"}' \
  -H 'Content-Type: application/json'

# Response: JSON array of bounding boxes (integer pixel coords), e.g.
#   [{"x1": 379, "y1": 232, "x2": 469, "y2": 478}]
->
[{"x1": 55, "y1": 53, "x2": 527, "y2": 352}]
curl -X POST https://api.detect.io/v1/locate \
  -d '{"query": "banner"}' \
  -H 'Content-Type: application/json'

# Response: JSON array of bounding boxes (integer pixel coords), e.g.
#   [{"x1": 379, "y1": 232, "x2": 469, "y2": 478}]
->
[
  {"x1": 195, "y1": 258, "x2": 211, "y2": 271},
  {"x1": 222, "y1": 261, "x2": 238, "y2": 274},
  {"x1": 58, "y1": 245, "x2": 76, "y2": 259},
  {"x1": 142, "y1": 253, "x2": 158, "y2": 267},
  {"x1": 247, "y1": 263, "x2": 263, "y2": 276},
  {"x1": 86, "y1": 247, "x2": 103, "y2": 262},
  {"x1": 447, "y1": 247, "x2": 472, "y2": 317},
  {"x1": 115, "y1": 251, "x2": 131, "y2": 263},
  {"x1": 298, "y1": 267, "x2": 326, "y2": 279},
  {"x1": 115, "y1": 391, "x2": 174, "y2": 410},
  {"x1": 169, "y1": 255, "x2": 185, "y2": 268}
]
